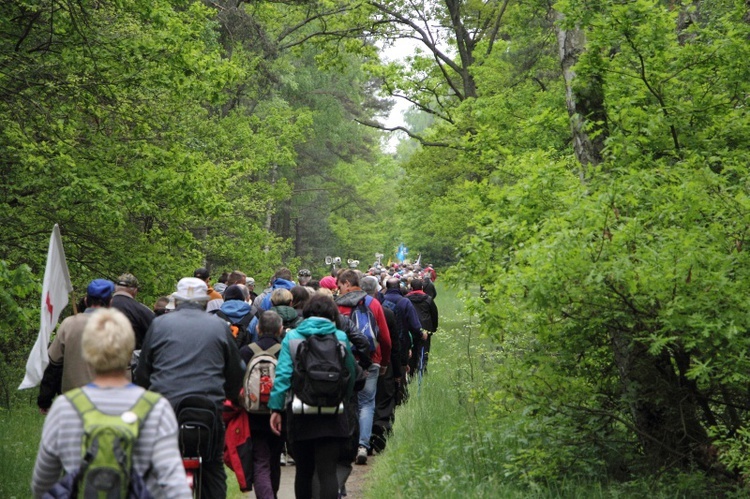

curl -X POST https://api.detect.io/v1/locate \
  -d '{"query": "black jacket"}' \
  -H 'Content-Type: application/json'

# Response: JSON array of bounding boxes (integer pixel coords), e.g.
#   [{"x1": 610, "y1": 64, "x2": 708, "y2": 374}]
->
[
  {"x1": 111, "y1": 292, "x2": 155, "y2": 349},
  {"x1": 406, "y1": 291, "x2": 438, "y2": 332}
]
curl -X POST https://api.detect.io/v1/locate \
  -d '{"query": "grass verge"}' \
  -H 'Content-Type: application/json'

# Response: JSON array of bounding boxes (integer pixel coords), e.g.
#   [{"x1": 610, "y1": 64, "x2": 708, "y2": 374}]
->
[{"x1": 0, "y1": 402, "x2": 47, "y2": 498}]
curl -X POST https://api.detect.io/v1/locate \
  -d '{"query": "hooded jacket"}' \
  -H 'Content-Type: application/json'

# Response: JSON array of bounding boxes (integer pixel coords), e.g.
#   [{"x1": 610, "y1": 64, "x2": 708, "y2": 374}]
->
[
  {"x1": 258, "y1": 278, "x2": 296, "y2": 311},
  {"x1": 383, "y1": 288, "x2": 422, "y2": 348},
  {"x1": 270, "y1": 304, "x2": 301, "y2": 330},
  {"x1": 218, "y1": 299, "x2": 253, "y2": 323},
  {"x1": 268, "y1": 317, "x2": 356, "y2": 411},
  {"x1": 406, "y1": 290, "x2": 438, "y2": 332}
]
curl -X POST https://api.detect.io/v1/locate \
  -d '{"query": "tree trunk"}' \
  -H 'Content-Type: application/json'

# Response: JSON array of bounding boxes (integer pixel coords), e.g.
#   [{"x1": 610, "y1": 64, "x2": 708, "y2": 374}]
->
[
  {"x1": 609, "y1": 329, "x2": 710, "y2": 470},
  {"x1": 445, "y1": 0, "x2": 478, "y2": 100},
  {"x1": 556, "y1": 6, "x2": 712, "y2": 469},
  {"x1": 263, "y1": 164, "x2": 277, "y2": 253},
  {"x1": 553, "y1": 11, "x2": 607, "y2": 181}
]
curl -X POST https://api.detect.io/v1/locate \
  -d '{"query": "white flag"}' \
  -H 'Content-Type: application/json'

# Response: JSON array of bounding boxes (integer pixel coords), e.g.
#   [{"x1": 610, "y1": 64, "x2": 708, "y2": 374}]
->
[{"x1": 18, "y1": 224, "x2": 73, "y2": 390}]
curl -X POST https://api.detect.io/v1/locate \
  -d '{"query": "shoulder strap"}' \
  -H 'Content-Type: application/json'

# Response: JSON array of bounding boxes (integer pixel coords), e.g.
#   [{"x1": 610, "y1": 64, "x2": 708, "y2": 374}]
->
[
  {"x1": 249, "y1": 343, "x2": 263, "y2": 356},
  {"x1": 67, "y1": 387, "x2": 95, "y2": 417},
  {"x1": 67, "y1": 388, "x2": 159, "y2": 429},
  {"x1": 238, "y1": 313, "x2": 253, "y2": 327},
  {"x1": 130, "y1": 391, "x2": 160, "y2": 428},
  {"x1": 250, "y1": 342, "x2": 281, "y2": 357},
  {"x1": 215, "y1": 310, "x2": 229, "y2": 321},
  {"x1": 266, "y1": 343, "x2": 281, "y2": 356}
]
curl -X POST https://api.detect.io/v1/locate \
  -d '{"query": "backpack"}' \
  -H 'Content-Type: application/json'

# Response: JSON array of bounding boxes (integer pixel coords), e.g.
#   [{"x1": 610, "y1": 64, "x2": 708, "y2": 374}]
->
[
  {"x1": 347, "y1": 296, "x2": 379, "y2": 352},
  {"x1": 215, "y1": 310, "x2": 252, "y2": 349},
  {"x1": 292, "y1": 333, "x2": 350, "y2": 410},
  {"x1": 242, "y1": 343, "x2": 281, "y2": 413},
  {"x1": 176, "y1": 396, "x2": 219, "y2": 461},
  {"x1": 64, "y1": 388, "x2": 159, "y2": 499},
  {"x1": 411, "y1": 300, "x2": 435, "y2": 332},
  {"x1": 382, "y1": 297, "x2": 412, "y2": 363},
  {"x1": 381, "y1": 298, "x2": 398, "y2": 322}
]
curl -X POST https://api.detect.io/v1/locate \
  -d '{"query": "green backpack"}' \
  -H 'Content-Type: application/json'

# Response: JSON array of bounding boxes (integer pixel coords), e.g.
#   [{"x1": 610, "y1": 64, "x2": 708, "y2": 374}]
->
[{"x1": 66, "y1": 388, "x2": 160, "y2": 498}]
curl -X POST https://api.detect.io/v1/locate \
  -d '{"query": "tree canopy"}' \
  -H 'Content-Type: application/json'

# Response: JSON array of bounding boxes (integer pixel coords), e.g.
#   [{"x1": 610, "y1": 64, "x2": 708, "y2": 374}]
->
[{"x1": 4, "y1": 0, "x2": 750, "y2": 489}]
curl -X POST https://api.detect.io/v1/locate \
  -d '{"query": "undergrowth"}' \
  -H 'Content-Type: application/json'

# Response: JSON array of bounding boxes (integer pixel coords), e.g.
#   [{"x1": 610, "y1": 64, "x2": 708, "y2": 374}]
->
[{"x1": 365, "y1": 285, "x2": 736, "y2": 498}]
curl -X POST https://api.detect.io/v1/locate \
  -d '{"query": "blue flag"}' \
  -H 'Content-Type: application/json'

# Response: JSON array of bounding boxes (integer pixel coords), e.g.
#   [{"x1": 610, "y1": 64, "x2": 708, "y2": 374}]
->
[{"x1": 396, "y1": 243, "x2": 408, "y2": 263}]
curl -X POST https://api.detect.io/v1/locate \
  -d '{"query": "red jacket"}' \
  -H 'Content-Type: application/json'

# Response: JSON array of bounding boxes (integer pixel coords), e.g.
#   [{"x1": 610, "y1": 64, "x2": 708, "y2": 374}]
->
[{"x1": 223, "y1": 400, "x2": 253, "y2": 492}]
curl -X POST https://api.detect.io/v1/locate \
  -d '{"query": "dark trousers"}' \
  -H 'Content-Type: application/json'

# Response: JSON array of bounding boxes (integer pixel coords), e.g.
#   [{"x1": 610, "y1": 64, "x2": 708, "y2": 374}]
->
[
  {"x1": 408, "y1": 335, "x2": 431, "y2": 375},
  {"x1": 252, "y1": 430, "x2": 284, "y2": 499},
  {"x1": 374, "y1": 363, "x2": 396, "y2": 428},
  {"x1": 292, "y1": 437, "x2": 345, "y2": 499},
  {"x1": 200, "y1": 421, "x2": 227, "y2": 499}
]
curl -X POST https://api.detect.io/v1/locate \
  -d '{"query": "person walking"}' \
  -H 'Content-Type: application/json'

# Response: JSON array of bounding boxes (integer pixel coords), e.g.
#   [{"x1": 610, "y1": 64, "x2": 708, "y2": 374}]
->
[
  {"x1": 239, "y1": 310, "x2": 285, "y2": 499},
  {"x1": 406, "y1": 278, "x2": 439, "y2": 375},
  {"x1": 32, "y1": 308, "x2": 190, "y2": 498},
  {"x1": 37, "y1": 279, "x2": 115, "y2": 414},
  {"x1": 335, "y1": 269, "x2": 391, "y2": 465},
  {"x1": 134, "y1": 277, "x2": 243, "y2": 499},
  {"x1": 268, "y1": 294, "x2": 358, "y2": 499},
  {"x1": 383, "y1": 277, "x2": 424, "y2": 376},
  {"x1": 111, "y1": 273, "x2": 155, "y2": 349}
]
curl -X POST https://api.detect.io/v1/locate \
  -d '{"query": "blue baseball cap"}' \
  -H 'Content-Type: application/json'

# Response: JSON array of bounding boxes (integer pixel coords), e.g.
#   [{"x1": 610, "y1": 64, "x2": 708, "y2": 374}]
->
[{"x1": 87, "y1": 279, "x2": 115, "y2": 300}]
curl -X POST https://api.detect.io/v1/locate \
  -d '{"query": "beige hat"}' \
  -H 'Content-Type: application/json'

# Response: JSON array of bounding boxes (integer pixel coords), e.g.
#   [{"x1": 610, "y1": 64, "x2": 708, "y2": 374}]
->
[{"x1": 172, "y1": 277, "x2": 210, "y2": 302}]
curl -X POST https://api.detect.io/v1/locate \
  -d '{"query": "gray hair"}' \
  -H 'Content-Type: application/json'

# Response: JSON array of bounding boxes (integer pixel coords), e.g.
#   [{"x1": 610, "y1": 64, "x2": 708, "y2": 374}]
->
[
  {"x1": 258, "y1": 310, "x2": 283, "y2": 338},
  {"x1": 361, "y1": 276, "x2": 379, "y2": 295}
]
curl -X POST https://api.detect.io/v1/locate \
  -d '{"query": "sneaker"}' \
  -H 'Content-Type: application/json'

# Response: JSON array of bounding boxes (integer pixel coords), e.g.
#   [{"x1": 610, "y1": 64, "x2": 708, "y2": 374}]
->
[
  {"x1": 280, "y1": 452, "x2": 286, "y2": 466},
  {"x1": 355, "y1": 446, "x2": 368, "y2": 465},
  {"x1": 286, "y1": 454, "x2": 295, "y2": 466}
]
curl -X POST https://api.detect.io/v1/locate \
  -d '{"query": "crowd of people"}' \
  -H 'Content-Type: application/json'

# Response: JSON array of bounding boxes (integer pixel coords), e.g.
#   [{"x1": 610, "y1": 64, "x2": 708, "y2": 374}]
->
[{"x1": 32, "y1": 261, "x2": 439, "y2": 499}]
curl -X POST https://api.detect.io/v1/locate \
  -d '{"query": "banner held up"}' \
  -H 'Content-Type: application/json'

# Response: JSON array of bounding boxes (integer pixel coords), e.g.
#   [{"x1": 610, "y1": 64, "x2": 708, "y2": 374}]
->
[{"x1": 18, "y1": 224, "x2": 73, "y2": 390}]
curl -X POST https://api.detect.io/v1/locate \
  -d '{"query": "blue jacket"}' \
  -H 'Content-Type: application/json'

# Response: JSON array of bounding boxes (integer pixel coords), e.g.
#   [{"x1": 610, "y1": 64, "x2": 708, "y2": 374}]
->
[
  {"x1": 218, "y1": 299, "x2": 253, "y2": 323},
  {"x1": 268, "y1": 317, "x2": 356, "y2": 412},
  {"x1": 383, "y1": 289, "x2": 422, "y2": 339},
  {"x1": 259, "y1": 278, "x2": 296, "y2": 311}
]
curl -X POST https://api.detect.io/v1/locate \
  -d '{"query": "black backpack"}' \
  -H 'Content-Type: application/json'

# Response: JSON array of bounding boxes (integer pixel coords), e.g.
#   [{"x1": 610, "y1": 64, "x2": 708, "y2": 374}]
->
[
  {"x1": 383, "y1": 298, "x2": 412, "y2": 360},
  {"x1": 215, "y1": 310, "x2": 252, "y2": 349},
  {"x1": 292, "y1": 334, "x2": 350, "y2": 409}
]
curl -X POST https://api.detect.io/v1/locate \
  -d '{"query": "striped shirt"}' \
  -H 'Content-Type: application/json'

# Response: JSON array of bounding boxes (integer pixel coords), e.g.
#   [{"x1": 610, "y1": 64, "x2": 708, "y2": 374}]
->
[{"x1": 32, "y1": 384, "x2": 191, "y2": 498}]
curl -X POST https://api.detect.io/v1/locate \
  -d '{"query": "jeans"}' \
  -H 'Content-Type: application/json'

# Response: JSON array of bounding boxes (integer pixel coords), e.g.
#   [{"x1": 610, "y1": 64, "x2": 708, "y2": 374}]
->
[{"x1": 357, "y1": 363, "x2": 380, "y2": 449}]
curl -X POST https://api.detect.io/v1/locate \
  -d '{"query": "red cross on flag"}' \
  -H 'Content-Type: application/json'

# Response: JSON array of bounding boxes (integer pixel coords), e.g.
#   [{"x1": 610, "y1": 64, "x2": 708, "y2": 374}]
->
[{"x1": 19, "y1": 225, "x2": 73, "y2": 390}]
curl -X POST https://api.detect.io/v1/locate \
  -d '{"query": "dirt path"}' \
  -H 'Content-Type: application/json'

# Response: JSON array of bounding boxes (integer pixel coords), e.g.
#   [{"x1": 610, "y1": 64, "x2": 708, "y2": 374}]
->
[{"x1": 276, "y1": 456, "x2": 373, "y2": 498}]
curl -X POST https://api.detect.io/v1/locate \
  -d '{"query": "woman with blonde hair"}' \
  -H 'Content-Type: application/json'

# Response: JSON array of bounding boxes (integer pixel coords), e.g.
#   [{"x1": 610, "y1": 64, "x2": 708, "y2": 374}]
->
[{"x1": 32, "y1": 308, "x2": 190, "y2": 498}]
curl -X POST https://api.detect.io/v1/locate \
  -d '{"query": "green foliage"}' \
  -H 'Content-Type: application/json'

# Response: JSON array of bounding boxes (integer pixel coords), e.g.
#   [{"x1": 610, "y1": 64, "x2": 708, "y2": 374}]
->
[
  {"x1": 440, "y1": 0, "x2": 750, "y2": 482},
  {"x1": 7, "y1": 0, "x2": 750, "y2": 489},
  {"x1": 369, "y1": 0, "x2": 750, "y2": 485},
  {"x1": 0, "y1": 0, "x2": 245, "y2": 297},
  {"x1": 368, "y1": 286, "x2": 730, "y2": 497},
  {"x1": 0, "y1": 262, "x2": 37, "y2": 408}
]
